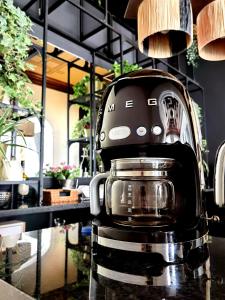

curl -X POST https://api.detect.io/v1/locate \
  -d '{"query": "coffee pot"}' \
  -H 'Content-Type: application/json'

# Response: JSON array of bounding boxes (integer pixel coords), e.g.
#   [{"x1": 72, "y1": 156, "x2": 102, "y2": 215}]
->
[
  {"x1": 90, "y1": 69, "x2": 220, "y2": 264},
  {"x1": 92, "y1": 157, "x2": 179, "y2": 227}
]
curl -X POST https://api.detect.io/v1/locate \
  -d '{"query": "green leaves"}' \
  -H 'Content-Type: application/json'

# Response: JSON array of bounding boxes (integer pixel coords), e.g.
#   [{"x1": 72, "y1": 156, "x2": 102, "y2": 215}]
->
[
  {"x1": 0, "y1": 0, "x2": 37, "y2": 111},
  {"x1": 186, "y1": 34, "x2": 199, "y2": 69},
  {"x1": 111, "y1": 60, "x2": 142, "y2": 78},
  {"x1": 72, "y1": 106, "x2": 91, "y2": 139},
  {"x1": 0, "y1": 108, "x2": 26, "y2": 159}
]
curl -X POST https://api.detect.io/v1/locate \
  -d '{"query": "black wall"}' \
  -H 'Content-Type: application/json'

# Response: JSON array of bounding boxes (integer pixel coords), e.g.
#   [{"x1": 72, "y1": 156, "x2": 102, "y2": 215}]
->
[{"x1": 195, "y1": 59, "x2": 225, "y2": 186}]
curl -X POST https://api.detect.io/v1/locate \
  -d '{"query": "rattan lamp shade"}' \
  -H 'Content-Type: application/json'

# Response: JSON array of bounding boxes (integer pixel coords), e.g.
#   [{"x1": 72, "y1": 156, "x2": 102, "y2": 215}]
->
[
  {"x1": 197, "y1": 0, "x2": 225, "y2": 61},
  {"x1": 138, "y1": 0, "x2": 193, "y2": 58}
]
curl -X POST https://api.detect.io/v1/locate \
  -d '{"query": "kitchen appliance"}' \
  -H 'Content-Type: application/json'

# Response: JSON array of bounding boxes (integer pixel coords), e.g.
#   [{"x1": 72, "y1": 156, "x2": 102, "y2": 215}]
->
[{"x1": 90, "y1": 69, "x2": 209, "y2": 266}]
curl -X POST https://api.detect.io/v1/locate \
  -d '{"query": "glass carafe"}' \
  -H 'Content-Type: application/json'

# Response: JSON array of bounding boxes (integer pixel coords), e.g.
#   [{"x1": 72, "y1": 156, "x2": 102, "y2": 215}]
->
[{"x1": 105, "y1": 158, "x2": 176, "y2": 226}]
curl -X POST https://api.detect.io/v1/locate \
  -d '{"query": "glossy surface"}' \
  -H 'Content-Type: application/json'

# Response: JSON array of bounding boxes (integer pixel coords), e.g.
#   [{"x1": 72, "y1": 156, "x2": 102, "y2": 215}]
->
[
  {"x1": 96, "y1": 70, "x2": 206, "y2": 232},
  {"x1": 92, "y1": 236, "x2": 225, "y2": 300},
  {"x1": 0, "y1": 226, "x2": 225, "y2": 299}
]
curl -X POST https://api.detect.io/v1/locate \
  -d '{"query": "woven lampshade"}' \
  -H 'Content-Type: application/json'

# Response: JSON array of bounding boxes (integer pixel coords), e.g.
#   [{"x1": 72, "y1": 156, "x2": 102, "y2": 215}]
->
[
  {"x1": 197, "y1": 0, "x2": 225, "y2": 61},
  {"x1": 138, "y1": 0, "x2": 193, "y2": 58}
]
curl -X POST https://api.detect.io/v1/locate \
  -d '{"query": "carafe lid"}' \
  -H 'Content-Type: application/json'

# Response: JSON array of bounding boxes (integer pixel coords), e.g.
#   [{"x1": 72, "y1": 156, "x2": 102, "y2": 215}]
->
[{"x1": 111, "y1": 157, "x2": 176, "y2": 171}]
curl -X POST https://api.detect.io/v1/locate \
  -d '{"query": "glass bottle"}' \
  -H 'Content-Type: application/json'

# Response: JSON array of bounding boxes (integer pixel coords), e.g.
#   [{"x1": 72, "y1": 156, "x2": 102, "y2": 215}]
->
[{"x1": 79, "y1": 147, "x2": 89, "y2": 177}]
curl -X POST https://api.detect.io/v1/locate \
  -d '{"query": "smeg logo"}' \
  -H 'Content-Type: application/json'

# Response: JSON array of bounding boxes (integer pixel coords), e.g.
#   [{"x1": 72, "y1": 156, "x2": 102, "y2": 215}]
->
[{"x1": 107, "y1": 98, "x2": 158, "y2": 112}]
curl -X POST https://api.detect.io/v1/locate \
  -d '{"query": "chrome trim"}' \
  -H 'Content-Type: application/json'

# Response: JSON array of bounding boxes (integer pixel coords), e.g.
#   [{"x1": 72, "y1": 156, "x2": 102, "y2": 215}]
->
[
  {"x1": 112, "y1": 170, "x2": 168, "y2": 177},
  {"x1": 93, "y1": 234, "x2": 208, "y2": 263},
  {"x1": 96, "y1": 258, "x2": 210, "y2": 286},
  {"x1": 111, "y1": 157, "x2": 175, "y2": 171}
]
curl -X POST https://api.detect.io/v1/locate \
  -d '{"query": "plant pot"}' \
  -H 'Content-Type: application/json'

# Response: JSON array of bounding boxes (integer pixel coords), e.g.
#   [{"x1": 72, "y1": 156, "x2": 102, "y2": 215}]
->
[
  {"x1": 84, "y1": 128, "x2": 91, "y2": 138},
  {"x1": 64, "y1": 179, "x2": 74, "y2": 189},
  {"x1": 43, "y1": 176, "x2": 56, "y2": 189},
  {"x1": 0, "y1": 159, "x2": 23, "y2": 180},
  {"x1": 57, "y1": 179, "x2": 75, "y2": 189}
]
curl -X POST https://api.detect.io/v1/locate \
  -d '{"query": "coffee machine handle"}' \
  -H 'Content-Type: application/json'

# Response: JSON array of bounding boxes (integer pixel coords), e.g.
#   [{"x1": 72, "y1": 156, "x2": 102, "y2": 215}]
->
[
  {"x1": 90, "y1": 172, "x2": 109, "y2": 216},
  {"x1": 214, "y1": 141, "x2": 225, "y2": 207}
]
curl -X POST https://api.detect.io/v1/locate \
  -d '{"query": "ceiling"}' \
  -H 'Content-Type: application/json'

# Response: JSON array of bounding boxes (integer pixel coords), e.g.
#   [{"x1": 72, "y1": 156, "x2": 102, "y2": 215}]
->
[
  {"x1": 26, "y1": 0, "x2": 214, "y2": 92},
  {"x1": 27, "y1": 37, "x2": 109, "y2": 93}
]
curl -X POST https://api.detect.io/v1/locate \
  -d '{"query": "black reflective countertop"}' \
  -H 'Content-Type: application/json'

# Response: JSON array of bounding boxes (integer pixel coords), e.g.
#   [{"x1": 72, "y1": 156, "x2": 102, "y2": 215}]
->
[
  {"x1": 1, "y1": 226, "x2": 225, "y2": 300},
  {"x1": 89, "y1": 236, "x2": 225, "y2": 300}
]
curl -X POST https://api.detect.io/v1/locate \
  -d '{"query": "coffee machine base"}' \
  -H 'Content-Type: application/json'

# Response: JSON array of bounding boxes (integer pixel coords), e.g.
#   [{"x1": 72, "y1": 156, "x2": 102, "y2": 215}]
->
[
  {"x1": 92, "y1": 220, "x2": 208, "y2": 264},
  {"x1": 91, "y1": 257, "x2": 210, "y2": 288}
]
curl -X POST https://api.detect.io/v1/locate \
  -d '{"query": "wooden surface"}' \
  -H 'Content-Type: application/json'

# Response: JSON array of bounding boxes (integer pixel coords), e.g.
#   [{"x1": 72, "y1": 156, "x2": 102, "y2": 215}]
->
[
  {"x1": 43, "y1": 189, "x2": 79, "y2": 205},
  {"x1": 27, "y1": 38, "x2": 108, "y2": 90}
]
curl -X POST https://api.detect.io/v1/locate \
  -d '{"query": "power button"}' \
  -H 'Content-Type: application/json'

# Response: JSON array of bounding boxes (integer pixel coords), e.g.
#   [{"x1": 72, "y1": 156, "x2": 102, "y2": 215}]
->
[{"x1": 152, "y1": 126, "x2": 162, "y2": 136}]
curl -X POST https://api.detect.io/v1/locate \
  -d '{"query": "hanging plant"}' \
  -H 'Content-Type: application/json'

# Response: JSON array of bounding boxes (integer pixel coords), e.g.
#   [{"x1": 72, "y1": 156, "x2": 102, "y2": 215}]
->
[
  {"x1": 0, "y1": 0, "x2": 38, "y2": 112},
  {"x1": 72, "y1": 105, "x2": 91, "y2": 139},
  {"x1": 73, "y1": 75, "x2": 90, "y2": 99},
  {"x1": 186, "y1": 28, "x2": 200, "y2": 69},
  {"x1": 111, "y1": 60, "x2": 142, "y2": 78},
  {"x1": 73, "y1": 74, "x2": 104, "y2": 99}
]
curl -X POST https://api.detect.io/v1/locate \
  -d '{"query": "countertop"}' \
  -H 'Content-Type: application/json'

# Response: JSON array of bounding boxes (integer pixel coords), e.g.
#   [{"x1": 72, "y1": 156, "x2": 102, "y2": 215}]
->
[
  {"x1": 79, "y1": 235, "x2": 225, "y2": 299},
  {"x1": 2, "y1": 225, "x2": 225, "y2": 299}
]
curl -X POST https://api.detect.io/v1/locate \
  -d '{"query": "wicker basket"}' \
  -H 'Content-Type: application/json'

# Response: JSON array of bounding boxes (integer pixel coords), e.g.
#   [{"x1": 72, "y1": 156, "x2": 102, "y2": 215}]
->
[{"x1": 43, "y1": 189, "x2": 79, "y2": 205}]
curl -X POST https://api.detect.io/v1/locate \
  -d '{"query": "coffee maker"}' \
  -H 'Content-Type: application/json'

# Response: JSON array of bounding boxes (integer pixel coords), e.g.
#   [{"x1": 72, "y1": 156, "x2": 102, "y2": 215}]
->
[{"x1": 90, "y1": 69, "x2": 209, "y2": 266}]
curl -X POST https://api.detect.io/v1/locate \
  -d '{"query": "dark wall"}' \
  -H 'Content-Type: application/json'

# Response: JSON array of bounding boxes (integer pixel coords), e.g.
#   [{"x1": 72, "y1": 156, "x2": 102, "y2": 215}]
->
[{"x1": 195, "y1": 59, "x2": 225, "y2": 186}]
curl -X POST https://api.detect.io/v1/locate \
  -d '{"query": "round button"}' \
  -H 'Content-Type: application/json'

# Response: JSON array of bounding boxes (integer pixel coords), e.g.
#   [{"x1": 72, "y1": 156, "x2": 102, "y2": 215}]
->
[
  {"x1": 100, "y1": 132, "x2": 105, "y2": 141},
  {"x1": 152, "y1": 126, "x2": 162, "y2": 136},
  {"x1": 136, "y1": 127, "x2": 147, "y2": 136}
]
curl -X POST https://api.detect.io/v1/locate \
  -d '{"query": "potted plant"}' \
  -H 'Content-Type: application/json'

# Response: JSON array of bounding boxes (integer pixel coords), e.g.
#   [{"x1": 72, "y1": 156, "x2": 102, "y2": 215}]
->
[
  {"x1": 43, "y1": 162, "x2": 80, "y2": 188},
  {"x1": 0, "y1": 0, "x2": 38, "y2": 111},
  {"x1": 0, "y1": 109, "x2": 27, "y2": 180},
  {"x1": 72, "y1": 106, "x2": 91, "y2": 139},
  {"x1": 73, "y1": 76, "x2": 90, "y2": 99},
  {"x1": 73, "y1": 75, "x2": 103, "y2": 99},
  {"x1": 186, "y1": 26, "x2": 199, "y2": 69},
  {"x1": 111, "y1": 60, "x2": 142, "y2": 78}
]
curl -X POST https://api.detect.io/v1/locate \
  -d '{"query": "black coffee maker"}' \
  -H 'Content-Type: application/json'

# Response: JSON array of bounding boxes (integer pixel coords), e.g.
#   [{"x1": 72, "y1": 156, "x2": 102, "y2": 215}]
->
[{"x1": 90, "y1": 69, "x2": 209, "y2": 265}]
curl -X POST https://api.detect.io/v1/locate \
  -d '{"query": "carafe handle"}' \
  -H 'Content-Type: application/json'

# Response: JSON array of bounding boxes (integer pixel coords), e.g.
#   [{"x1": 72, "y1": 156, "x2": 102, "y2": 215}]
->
[{"x1": 90, "y1": 172, "x2": 109, "y2": 215}]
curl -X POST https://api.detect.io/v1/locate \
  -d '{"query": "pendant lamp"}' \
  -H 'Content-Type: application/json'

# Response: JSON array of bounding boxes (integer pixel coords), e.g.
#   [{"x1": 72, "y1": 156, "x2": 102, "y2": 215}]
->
[
  {"x1": 138, "y1": 0, "x2": 193, "y2": 58},
  {"x1": 197, "y1": 0, "x2": 225, "y2": 61}
]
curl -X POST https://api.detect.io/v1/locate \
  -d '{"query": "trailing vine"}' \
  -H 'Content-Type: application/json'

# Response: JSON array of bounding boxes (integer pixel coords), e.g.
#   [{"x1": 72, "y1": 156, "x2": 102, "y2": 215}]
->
[
  {"x1": 0, "y1": 0, "x2": 39, "y2": 111},
  {"x1": 186, "y1": 29, "x2": 200, "y2": 69}
]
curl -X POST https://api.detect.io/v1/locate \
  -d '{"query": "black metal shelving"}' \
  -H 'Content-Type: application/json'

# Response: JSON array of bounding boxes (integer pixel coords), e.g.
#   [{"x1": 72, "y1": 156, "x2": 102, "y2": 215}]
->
[
  {"x1": 69, "y1": 94, "x2": 102, "y2": 107},
  {"x1": 4, "y1": 0, "x2": 206, "y2": 228},
  {"x1": 68, "y1": 138, "x2": 90, "y2": 145},
  {"x1": 0, "y1": 3, "x2": 207, "y2": 299},
  {"x1": 0, "y1": 180, "x2": 39, "y2": 185},
  {"x1": 0, "y1": 103, "x2": 33, "y2": 119},
  {"x1": 0, "y1": 201, "x2": 90, "y2": 231}
]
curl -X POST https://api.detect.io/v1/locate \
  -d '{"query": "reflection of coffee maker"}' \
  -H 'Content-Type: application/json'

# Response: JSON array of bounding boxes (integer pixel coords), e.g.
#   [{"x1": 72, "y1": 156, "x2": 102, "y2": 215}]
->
[
  {"x1": 89, "y1": 255, "x2": 211, "y2": 299},
  {"x1": 90, "y1": 69, "x2": 209, "y2": 265}
]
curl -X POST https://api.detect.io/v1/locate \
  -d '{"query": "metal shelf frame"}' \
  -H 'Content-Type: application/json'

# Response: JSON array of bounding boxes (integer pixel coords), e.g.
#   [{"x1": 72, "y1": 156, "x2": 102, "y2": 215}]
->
[
  {"x1": 0, "y1": 2, "x2": 207, "y2": 298},
  {"x1": 14, "y1": 0, "x2": 207, "y2": 222}
]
